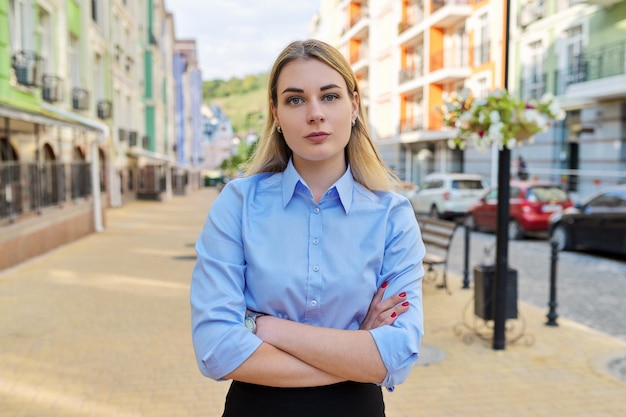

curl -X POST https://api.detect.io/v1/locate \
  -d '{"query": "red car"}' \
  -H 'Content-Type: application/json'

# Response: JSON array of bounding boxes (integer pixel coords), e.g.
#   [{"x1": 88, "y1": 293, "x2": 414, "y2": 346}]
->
[{"x1": 465, "y1": 181, "x2": 574, "y2": 240}]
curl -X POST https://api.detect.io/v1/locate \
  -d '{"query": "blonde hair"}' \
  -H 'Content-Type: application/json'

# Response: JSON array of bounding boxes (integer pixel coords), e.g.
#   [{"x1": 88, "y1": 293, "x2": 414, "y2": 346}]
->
[{"x1": 244, "y1": 39, "x2": 398, "y2": 191}]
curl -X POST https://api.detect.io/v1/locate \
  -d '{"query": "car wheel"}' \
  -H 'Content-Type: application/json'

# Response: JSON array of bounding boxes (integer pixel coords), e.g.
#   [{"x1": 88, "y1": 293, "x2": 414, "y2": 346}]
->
[
  {"x1": 508, "y1": 219, "x2": 524, "y2": 240},
  {"x1": 551, "y1": 224, "x2": 573, "y2": 251},
  {"x1": 428, "y1": 205, "x2": 440, "y2": 219},
  {"x1": 465, "y1": 214, "x2": 477, "y2": 231}
]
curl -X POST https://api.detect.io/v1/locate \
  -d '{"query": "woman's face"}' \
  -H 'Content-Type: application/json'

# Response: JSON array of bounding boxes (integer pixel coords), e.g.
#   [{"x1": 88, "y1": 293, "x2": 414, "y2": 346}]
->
[{"x1": 271, "y1": 58, "x2": 358, "y2": 168}]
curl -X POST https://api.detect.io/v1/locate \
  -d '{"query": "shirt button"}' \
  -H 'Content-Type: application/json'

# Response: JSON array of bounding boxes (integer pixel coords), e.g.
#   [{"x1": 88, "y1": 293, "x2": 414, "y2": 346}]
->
[
  {"x1": 311, "y1": 300, "x2": 318, "y2": 307},
  {"x1": 314, "y1": 207, "x2": 320, "y2": 214},
  {"x1": 312, "y1": 238, "x2": 319, "y2": 245},
  {"x1": 313, "y1": 265, "x2": 320, "y2": 272}
]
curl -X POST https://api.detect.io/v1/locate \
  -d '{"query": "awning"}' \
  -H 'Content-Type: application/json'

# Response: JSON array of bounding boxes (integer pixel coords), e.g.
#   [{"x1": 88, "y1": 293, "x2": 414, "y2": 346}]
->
[
  {"x1": 0, "y1": 103, "x2": 105, "y2": 135},
  {"x1": 126, "y1": 146, "x2": 175, "y2": 164}
]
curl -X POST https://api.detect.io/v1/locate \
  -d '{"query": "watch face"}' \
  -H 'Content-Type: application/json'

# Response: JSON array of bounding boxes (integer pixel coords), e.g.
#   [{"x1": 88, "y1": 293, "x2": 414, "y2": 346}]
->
[{"x1": 244, "y1": 316, "x2": 256, "y2": 333}]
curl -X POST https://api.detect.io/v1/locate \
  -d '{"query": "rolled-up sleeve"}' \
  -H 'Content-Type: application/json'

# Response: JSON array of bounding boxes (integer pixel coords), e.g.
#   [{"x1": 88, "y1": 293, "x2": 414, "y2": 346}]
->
[
  {"x1": 190, "y1": 182, "x2": 262, "y2": 380},
  {"x1": 369, "y1": 198, "x2": 425, "y2": 389}
]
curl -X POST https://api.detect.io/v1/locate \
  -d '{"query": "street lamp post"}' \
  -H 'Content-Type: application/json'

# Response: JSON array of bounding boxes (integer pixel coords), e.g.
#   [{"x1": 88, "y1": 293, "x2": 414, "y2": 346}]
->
[{"x1": 492, "y1": 0, "x2": 512, "y2": 350}]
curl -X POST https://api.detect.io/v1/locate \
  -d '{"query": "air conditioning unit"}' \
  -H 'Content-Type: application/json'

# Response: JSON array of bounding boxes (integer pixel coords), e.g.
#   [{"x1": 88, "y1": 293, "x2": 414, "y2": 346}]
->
[
  {"x1": 97, "y1": 100, "x2": 112, "y2": 119},
  {"x1": 43, "y1": 85, "x2": 60, "y2": 102}
]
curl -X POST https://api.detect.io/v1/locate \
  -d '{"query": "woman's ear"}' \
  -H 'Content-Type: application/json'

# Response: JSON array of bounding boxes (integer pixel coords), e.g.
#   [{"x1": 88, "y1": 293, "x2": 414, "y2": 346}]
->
[
  {"x1": 352, "y1": 91, "x2": 360, "y2": 121},
  {"x1": 270, "y1": 100, "x2": 279, "y2": 126}
]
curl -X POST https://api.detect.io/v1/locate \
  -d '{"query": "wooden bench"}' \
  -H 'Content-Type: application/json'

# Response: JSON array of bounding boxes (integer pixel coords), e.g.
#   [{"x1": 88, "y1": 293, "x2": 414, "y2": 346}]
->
[{"x1": 416, "y1": 216, "x2": 459, "y2": 291}]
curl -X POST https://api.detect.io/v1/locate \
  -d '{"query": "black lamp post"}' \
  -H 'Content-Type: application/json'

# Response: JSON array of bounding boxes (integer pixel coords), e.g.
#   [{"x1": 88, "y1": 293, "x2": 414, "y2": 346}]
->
[{"x1": 492, "y1": 0, "x2": 512, "y2": 350}]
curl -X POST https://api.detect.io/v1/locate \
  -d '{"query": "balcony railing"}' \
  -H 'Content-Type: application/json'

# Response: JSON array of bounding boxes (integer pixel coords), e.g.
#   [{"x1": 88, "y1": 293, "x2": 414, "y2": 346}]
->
[
  {"x1": 97, "y1": 100, "x2": 112, "y2": 119},
  {"x1": 400, "y1": 117, "x2": 424, "y2": 133},
  {"x1": 11, "y1": 51, "x2": 44, "y2": 87},
  {"x1": 72, "y1": 87, "x2": 90, "y2": 111},
  {"x1": 42, "y1": 75, "x2": 64, "y2": 103},
  {"x1": 430, "y1": 47, "x2": 469, "y2": 72},
  {"x1": 519, "y1": 72, "x2": 547, "y2": 100},
  {"x1": 473, "y1": 41, "x2": 491, "y2": 66},
  {"x1": 554, "y1": 40, "x2": 626, "y2": 95}
]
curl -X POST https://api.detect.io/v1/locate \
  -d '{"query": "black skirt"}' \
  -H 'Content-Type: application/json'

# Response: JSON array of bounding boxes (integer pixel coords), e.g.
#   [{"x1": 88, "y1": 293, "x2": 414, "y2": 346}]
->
[{"x1": 222, "y1": 380, "x2": 386, "y2": 417}]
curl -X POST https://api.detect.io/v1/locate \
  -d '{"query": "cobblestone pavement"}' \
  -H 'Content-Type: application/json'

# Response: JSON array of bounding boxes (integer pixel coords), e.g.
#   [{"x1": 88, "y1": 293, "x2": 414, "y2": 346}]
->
[{"x1": 1, "y1": 187, "x2": 625, "y2": 416}]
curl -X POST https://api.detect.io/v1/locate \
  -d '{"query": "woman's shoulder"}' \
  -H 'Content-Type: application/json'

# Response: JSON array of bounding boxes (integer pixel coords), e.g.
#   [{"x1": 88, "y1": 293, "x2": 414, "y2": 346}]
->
[
  {"x1": 218, "y1": 172, "x2": 281, "y2": 198},
  {"x1": 354, "y1": 183, "x2": 414, "y2": 211}
]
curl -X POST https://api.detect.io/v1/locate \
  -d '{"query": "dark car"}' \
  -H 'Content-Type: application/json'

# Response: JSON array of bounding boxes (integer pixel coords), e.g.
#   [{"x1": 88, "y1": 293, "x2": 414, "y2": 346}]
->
[
  {"x1": 548, "y1": 186, "x2": 626, "y2": 256},
  {"x1": 466, "y1": 180, "x2": 574, "y2": 240}
]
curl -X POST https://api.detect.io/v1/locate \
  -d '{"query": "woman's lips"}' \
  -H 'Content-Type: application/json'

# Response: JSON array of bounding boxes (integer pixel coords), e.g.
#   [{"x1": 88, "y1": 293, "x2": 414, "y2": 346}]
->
[{"x1": 305, "y1": 132, "x2": 330, "y2": 142}]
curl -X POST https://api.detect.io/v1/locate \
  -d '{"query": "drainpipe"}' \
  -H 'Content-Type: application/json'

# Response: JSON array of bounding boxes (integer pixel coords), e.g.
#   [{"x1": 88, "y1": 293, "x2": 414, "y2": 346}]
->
[{"x1": 41, "y1": 103, "x2": 109, "y2": 232}]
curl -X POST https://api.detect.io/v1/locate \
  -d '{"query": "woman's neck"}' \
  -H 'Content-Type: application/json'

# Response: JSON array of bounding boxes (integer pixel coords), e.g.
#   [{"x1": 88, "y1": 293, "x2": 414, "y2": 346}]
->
[{"x1": 293, "y1": 157, "x2": 347, "y2": 203}]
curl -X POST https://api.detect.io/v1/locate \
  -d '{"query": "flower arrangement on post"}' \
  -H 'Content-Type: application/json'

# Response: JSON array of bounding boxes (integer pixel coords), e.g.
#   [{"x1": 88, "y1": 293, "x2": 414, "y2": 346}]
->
[{"x1": 440, "y1": 89, "x2": 565, "y2": 151}]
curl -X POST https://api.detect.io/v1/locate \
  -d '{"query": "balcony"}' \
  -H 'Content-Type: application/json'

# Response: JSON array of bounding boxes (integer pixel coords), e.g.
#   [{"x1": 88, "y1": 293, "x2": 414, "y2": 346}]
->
[
  {"x1": 42, "y1": 75, "x2": 64, "y2": 103},
  {"x1": 554, "y1": 40, "x2": 626, "y2": 105},
  {"x1": 519, "y1": 72, "x2": 547, "y2": 100},
  {"x1": 72, "y1": 88, "x2": 90, "y2": 111},
  {"x1": 97, "y1": 100, "x2": 112, "y2": 119},
  {"x1": 429, "y1": 47, "x2": 471, "y2": 84},
  {"x1": 430, "y1": 0, "x2": 473, "y2": 28},
  {"x1": 473, "y1": 41, "x2": 491, "y2": 67},
  {"x1": 11, "y1": 51, "x2": 44, "y2": 87}
]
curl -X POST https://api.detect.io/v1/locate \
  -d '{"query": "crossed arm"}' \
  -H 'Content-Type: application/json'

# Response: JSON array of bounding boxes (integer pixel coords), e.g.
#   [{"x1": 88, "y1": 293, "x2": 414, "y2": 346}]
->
[{"x1": 224, "y1": 286, "x2": 410, "y2": 387}]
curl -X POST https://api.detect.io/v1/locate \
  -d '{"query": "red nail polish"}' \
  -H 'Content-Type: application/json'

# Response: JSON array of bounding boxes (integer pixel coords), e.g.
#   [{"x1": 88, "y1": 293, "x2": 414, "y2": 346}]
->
[
  {"x1": 399, "y1": 292, "x2": 406, "y2": 297},
  {"x1": 402, "y1": 301, "x2": 409, "y2": 307},
  {"x1": 391, "y1": 312, "x2": 397, "y2": 318},
  {"x1": 381, "y1": 282, "x2": 388, "y2": 288}
]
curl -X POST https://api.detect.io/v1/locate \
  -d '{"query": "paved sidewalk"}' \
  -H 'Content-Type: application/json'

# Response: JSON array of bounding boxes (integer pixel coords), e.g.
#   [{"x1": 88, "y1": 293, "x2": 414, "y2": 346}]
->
[{"x1": 1, "y1": 187, "x2": 625, "y2": 417}]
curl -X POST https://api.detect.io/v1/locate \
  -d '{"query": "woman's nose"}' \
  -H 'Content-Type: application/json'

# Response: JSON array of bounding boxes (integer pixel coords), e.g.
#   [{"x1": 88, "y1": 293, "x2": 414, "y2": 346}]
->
[{"x1": 307, "y1": 101, "x2": 325, "y2": 123}]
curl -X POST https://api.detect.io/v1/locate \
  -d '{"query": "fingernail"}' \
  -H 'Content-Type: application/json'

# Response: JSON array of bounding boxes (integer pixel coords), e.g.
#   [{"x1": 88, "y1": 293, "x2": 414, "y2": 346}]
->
[
  {"x1": 402, "y1": 301, "x2": 409, "y2": 307},
  {"x1": 399, "y1": 292, "x2": 406, "y2": 297},
  {"x1": 391, "y1": 312, "x2": 397, "y2": 318},
  {"x1": 381, "y1": 282, "x2": 388, "y2": 288}
]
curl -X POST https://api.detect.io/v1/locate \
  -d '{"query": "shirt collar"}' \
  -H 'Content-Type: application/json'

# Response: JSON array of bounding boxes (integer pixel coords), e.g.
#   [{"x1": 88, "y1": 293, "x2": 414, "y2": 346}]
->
[{"x1": 282, "y1": 159, "x2": 354, "y2": 213}]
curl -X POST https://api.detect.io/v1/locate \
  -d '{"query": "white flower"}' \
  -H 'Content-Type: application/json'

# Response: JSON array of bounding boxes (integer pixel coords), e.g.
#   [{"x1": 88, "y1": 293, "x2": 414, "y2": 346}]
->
[{"x1": 489, "y1": 111, "x2": 500, "y2": 123}]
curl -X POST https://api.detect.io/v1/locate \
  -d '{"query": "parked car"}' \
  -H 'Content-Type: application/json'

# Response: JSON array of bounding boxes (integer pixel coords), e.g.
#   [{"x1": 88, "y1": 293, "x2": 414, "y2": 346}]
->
[
  {"x1": 409, "y1": 172, "x2": 486, "y2": 219},
  {"x1": 548, "y1": 185, "x2": 626, "y2": 256},
  {"x1": 465, "y1": 180, "x2": 574, "y2": 240}
]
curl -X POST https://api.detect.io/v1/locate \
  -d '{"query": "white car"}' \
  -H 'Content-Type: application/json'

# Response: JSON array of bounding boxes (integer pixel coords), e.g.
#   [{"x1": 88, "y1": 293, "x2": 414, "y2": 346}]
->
[{"x1": 410, "y1": 172, "x2": 486, "y2": 219}]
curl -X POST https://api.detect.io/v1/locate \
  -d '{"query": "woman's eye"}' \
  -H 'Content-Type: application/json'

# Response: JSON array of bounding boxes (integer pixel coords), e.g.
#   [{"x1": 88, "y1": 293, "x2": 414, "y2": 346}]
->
[
  {"x1": 323, "y1": 94, "x2": 339, "y2": 102},
  {"x1": 287, "y1": 97, "x2": 303, "y2": 105}
]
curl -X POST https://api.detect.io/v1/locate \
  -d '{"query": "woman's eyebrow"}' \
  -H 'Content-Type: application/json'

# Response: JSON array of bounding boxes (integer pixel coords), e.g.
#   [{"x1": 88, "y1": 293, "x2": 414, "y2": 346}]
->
[{"x1": 280, "y1": 84, "x2": 342, "y2": 94}]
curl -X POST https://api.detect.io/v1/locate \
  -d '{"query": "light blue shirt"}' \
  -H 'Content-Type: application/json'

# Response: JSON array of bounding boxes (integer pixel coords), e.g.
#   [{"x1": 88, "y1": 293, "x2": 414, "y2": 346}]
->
[{"x1": 190, "y1": 160, "x2": 425, "y2": 390}]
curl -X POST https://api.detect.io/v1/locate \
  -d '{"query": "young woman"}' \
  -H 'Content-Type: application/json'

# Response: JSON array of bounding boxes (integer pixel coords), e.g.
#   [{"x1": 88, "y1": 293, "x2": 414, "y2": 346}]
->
[{"x1": 191, "y1": 39, "x2": 425, "y2": 417}]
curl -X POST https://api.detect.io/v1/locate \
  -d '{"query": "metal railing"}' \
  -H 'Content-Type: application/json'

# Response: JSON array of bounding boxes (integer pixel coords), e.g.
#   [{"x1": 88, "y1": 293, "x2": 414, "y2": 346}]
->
[
  {"x1": 1, "y1": 161, "x2": 92, "y2": 221},
  {"x1": 554, "y1": 40, "x2": 626, "y2": 95}
]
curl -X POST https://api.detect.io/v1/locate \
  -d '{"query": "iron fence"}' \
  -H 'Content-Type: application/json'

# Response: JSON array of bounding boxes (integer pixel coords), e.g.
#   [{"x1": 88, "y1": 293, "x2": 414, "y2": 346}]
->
[{"x1": 0, "y1": 161, "x2": 91, "y2": 220}]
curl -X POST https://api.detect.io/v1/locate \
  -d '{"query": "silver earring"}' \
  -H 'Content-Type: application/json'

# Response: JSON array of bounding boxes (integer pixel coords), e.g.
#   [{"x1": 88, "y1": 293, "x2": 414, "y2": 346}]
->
[
  {"x1": 351, "y1": 119, "x2": 356, "y2": 127},
  {"x1": 276, "y1": 125, "x2": 282, "y2": 134}
]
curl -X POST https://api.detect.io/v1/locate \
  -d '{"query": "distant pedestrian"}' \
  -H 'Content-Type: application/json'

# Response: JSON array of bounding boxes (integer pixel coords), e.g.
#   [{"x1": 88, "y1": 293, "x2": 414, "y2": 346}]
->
[
  {"x1": 190, "y1": 39, "x2": 425, "y2": 417},
  {"x1": 517, "y1": 156, "x2": 528, "y2": 180}
]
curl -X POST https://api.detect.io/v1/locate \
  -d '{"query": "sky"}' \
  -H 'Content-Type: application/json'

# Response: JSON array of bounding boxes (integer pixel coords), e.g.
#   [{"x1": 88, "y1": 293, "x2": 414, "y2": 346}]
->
[{"x1": 166, "y1": 1, "x2": 321, "y2": 81}]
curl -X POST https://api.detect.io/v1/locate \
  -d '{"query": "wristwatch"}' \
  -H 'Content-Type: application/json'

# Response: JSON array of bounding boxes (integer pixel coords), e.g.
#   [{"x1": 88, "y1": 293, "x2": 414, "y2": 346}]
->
[{"x1": 244, "y1": 311, "x2": 267, "y2": 334}]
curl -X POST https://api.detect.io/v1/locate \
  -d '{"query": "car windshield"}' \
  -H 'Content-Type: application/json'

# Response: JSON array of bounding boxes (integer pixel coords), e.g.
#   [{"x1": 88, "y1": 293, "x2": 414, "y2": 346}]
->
[
  {"x1": 527, "y1": 186, "x2": 569, "y2": 202},
  {"x1": 451, "y1": 180, "x2": 483, "y2": 190}
]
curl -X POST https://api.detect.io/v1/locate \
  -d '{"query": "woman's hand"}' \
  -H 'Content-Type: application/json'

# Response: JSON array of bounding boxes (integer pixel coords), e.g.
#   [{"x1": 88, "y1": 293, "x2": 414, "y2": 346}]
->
[{"x1": 359, "y1": 282, "x2": 409, "y2": 330}]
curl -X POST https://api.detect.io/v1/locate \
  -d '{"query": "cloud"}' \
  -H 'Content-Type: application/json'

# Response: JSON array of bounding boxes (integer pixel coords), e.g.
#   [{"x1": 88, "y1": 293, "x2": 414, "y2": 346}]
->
[{"x1": 166, "y1": 0, "x2": 320, "y2": 80}]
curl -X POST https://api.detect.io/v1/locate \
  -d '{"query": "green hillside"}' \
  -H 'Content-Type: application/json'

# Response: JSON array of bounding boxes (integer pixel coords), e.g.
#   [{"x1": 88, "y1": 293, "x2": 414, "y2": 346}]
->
[
  {"x1": 213, "y1": 88, "x2": 268, "y2": 136},
  {"x1": 204, "y1": 74, "x2": 269, "y2": 136}
]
